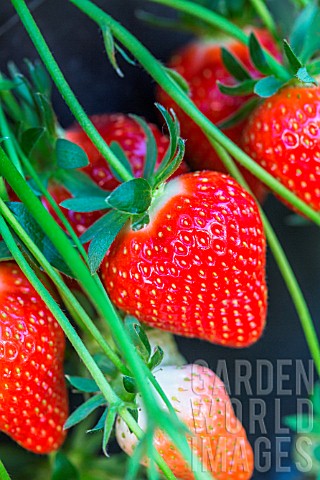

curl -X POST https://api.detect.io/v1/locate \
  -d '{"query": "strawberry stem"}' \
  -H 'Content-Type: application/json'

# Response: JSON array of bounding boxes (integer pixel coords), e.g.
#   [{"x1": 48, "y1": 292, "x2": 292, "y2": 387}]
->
[
  {"x1": 0, "y1": 460, "x2": 11, "y2": 480},
  {"x1": 9, "y1": 0, "x2": 133, "y2": 184},
  {"x1": 147, "y1": 0, "x2": 290, "y2": 81},
  {"x1": 248, "y1": 0, "x2": 280, "y2": 42},
  {"x1": 70, "y1": 0, "x2": 320, "y2": 227},
  {"x1": 208, "y1": 138, "x2": 320, "y2": 379}
]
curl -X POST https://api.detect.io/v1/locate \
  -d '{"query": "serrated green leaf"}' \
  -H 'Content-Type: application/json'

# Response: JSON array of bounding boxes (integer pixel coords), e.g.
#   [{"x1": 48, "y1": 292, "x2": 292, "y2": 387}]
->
[
  {"x1": 7, "y1": 202, "x2": 74, "y2": 277},
  {"x1": 254, "y1": 76, "x2": 284, "y2": 98},
  {"x1": 148, "y1": 347, "x2": 164, "y2": 371},
  {"x1": 66, "y1": 376, "x2": 99, "y2": 393},
  {"x1": 123, "y1": 376, "x2": 137, "y2": 394},
  {"x1": 129, "y1": 114, "x2": 158, "y2": 181},
  {"x1": 106, "y1": 178, "x2": 152, "y2": 214},
  {"x1": 87, "y1": 408, "x2": 108, "y2": 433},
  {"x1": 249, "y1": 33, "x2": 273, "y2": 76},
  {"x1": 218, "y1": 79, "x2": 257, "y2": 96},
  {"x1": 51, "y1": 452, "x2": 80, "y2": 480},
  {"x1": 283, "y1": 39, "x2": 302, "y2": 73},
  {"x1": 217, "y1": 97, "x2": 259, "y2": 130},
  {"x1": 221, "y1": 47, "x2": 251, "y2": 81},
  {"x1": 165, "y1": 68, "x2": 190, "y2": 95},
  {"x1": 0, "y1": 241, "x2": 13, "y2": 262},
  {"x1": 56, "y1": 169, "x2": 108, "y2": 198},
  {"x1": 21, "y1": 127, "x2": 45, "y2": 156},
  {"x1": 109, "y1": 141, "x2": 134, "y2": 183},
  {"x1": 56, "y1": 138, "x2": 89, "y2": 169},
  {"x1": 64, "y1": 394, "x2": 106, "y2": 430},
  {"x1": 296, "y1": 67, "x2": 318, "y2": 85},
  {"x1": 88, "y1": 211, "x2": 129, "y2": 273},
  {"x1": 102, "y1": 25, "x2": 124, "y2": 78},
  {"x1": 93, "y1": 353, "x2": 119, "y2": 377},
  {"x1": 60, "y1": 196, "x2": 109, "y2": 213}
]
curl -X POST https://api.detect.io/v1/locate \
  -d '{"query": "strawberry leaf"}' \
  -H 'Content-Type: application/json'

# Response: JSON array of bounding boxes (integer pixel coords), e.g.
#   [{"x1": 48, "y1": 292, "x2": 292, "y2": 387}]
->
[
  {"x1": 87, "y1": 408, "x2": 108, "y2": 433},
  {"x1": 109, "y1": 141, "x2": 134, "y2": 182},
  {"x1": 60, "y1": 196, "x2": 109, "y2": 213},
  {"x1": 0, "y1": 79, "x2": 18, "y2": 91},
  {"x1": 249, "y1": 33, "x2": 273, "y2": 76},
  {"x1": 296, "y1": 67, "x2": 318, "y2": 85},
  {"x1": 21, "y1": 127, "x2": 45, "y2": 156},
  {"x1": 129, "y1": 114, "x2": 157, "y2": 181},
  {"x1": 93, "y1": 353, "x2": 119, "y2": 378},
  {"x1": 102, "y1": 406, "x2": 118, "y2": 456},
  {"x1": 25, "y1": 59, "x2": 52, "y2": 97},
  {"x1": 221, "y1": 47, "x2": 252, "y2": 81},
  {"x1": 217, "y1": 97, "x2": 259, "y2": 129},
  {"x1": 165, "y1": 68, "x2": 190, "y2": 95},
  {"x1": 64, "y1": 394, "x2": 106, "y2": 430},
  {"x1": 56, "y1": 138, "x2": 89, "y2": 169},
  {"x1": 0, "y1": 241, "x2": 13, "y2": 261},
  {"x1": 148, "y1": 346, "x2": 164, "y2": 371},
  {"x1": 283, "y1": 39, "x2": 302, "y2": 73},
  {"x1": 52, "y1": 452, "x2": 80, "y2": 480},
  {"x1": 254, "y1": 76, "x2": 285, "y2": 98},
  {"x1": 124, "y1": 316, "x2": 151, "y2": 361},
  {"x1": 34, "y1": 92, "x2": 57, "y2": 137},
  {"x1": 102, "y1": 25, "x2": 124, "y2": 78},
  {"x1": 218, "y1": 79, "x2": 257, "y2": 96},
  {"x1": 87, "y1": 210, "x2": 129, "y2": 273},
  {"x1": 153, "y1": 137, "x2": 185, "y2": 187},
  {"x1": 155, "y1": 104, "x2": 179, "y2": 170},
  {"x1": 123, "y1": 376, "x2": 137, "y2": 394},
  {"x1": 106, "y1": 178, "x2": 152, "y2": 214},
  {"x1": 56, "y1": 169, "x2": 108, "y2": 198},
  {"x1": 66, "y1": 376, "x2": 99, "y2": 393}
]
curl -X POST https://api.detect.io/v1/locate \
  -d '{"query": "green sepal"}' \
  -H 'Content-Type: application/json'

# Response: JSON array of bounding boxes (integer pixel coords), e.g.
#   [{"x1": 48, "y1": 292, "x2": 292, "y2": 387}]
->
[
  {"x1": 217, "y1": 79, "x2": 257, "y2": 96},
  {"x1": 124, "y1": 316, "x2": 151, "y2": 362},
  {"x1": 249, "y1": 33, "x2": 273, "y2": 76},
  {"x1": 66, "y1": 375, "x2": 99, "y2": 393},
  {"x1": 254, "y1": 76, "x2": 285, "y2": 98},
  {"x1": 87, "y1": 408, "x2": 108, "y2": 433},
  {"x1": 56, "y1": 138, "x2": 89, "y2": 169},
  {"x1": 60, "y1": 196, "x2": 109, "y2": 213},
  {"x1": 102, "y1": 406, "x2": 118, "y2": 456},
  {"x1": 217, "y1": 97, "x2": 259, "y2": 130},
  {"x1": 20, "y1": 127, "x2": 45, "y2": 156},
  {"x1": 106, "y1": 178, "x2": 152, "y2": 215},
  {"x1": 154, "y1": 104, "x2": 179, "y2": 174},
  {"x1": 102, "y1": 25, "x2": 124, "y2": 78},
  {"x1": 283, "y1": 39, "x2": 302, "y2": 73},
  {"x1": 290, "y1": 2, "x2": 320, "y2": 63},
  {"x1": 296, "y1": 67, "x2": 317, "y2": 85},
  {"x1": 56, "y1": 169, "x2": 108, "y2": 198},
  {"x1": 0, "y1": 241, "x2": 13, "y2": 262},
  {"x1": 64, "y1": 394, "x2": 106, "y2": 430},
  {"x1": 34, "y1": 92, "x2": 57, "y2": 136},
  {"x1": 25, "y1": 59, "x2": 52, "y2": 97},
  {"x1": 165, "y1": 67, "x2": 190, "y2": 95},
  {"x1": 51, "y1": 452, "x2": 80, "y2": 480},
  {"x1": 148, "y1": 347, "x2": 164, "y2": 371},
  {"x1": 87, "y1": 210, "x2": 129, "y2": 273},
  {"x1": 0, "y1": 79, "x2": 19, "y2": 91},
  {"x1": 7, "y1": 201, "x2": 74, "y2": 277},
  {"x1": 123, "y1": 376, "x2": 137, "y2": 394},
  {"x1": 109, "y1": 141, "x2": 134, "y2": 183},
  {"x1": 132, "y1": 213, "x2": 150, "y2": 231},
  {"x1": 153, "y1": 137, "x2": 185, "y2": 188},
  {"x1": 129, "y1": 114, "x2": 157, "y2": 181},
  {"x1": 221, "y1": 47, "x2": 251, "y2": 81},
  {"x1": 93, "y1": 353, "x2": 119, "y2": 378}
]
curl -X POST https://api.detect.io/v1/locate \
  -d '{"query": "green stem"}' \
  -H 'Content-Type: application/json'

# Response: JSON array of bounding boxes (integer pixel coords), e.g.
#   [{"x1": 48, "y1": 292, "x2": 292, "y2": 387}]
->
[
  {"x1": 210, "y1": 138, "x2": 320, "y2": 378},
  {"x1": 148, "y1": 0, "x2": 289, "y2": 80},
  {"x1": 0, "y1": 101, "x2": 24, "y2": 175},
  {"x1": 10, "y1": 0, "x2": 133, "y2": 184},
  {"x1": 249, "y1": 0, "x2": 280, "y2": 41},
  {"x1": 0, "y1": 460, "x2": 11, "y2": 480},
  {"x1": 70, "y1": 0, "x2": 320, "y2": 227},
  {"x1": 0, "y1": 198, "x2": 130, "y2": 376}
]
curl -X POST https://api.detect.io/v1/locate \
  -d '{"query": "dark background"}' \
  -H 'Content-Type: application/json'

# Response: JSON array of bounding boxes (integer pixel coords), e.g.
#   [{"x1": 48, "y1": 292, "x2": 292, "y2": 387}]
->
[{"x1": 1, "y1": 1, "x2": 320, "y2": 479}]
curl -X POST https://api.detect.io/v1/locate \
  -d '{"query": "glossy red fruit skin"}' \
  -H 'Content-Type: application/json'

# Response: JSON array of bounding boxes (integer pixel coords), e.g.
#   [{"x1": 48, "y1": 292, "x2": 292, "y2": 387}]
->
[
  {"x1": 102, "y1": 171, "x2": 267, "y2": 347},
  {"x1": 0, "y1": 262, "x2": 68, "y2": 454},
  {"x1": 43, "y1": 114, "x2": 188, "y2": 235},
  {"x1": 156, "y1": 29, "x2": 280, "y2": 201},
  {"x1": 242, "y1": 85, "x2": 320, "y2": 211}
]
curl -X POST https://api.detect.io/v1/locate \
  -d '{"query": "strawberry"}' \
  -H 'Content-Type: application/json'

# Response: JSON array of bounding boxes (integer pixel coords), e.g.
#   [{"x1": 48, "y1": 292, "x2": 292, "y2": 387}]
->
[
  {"x1": 102, "y1": 171, "x2": 267, "y2": 348},
  {"x1": 0, "y1": 261, "x2": 68, "y2": 454},
  {"x1": 242, "y1": 84, "x2": 320, "y2": 212},
  {"x1": 156, "y1": 29, "x2": 280, "y2": 200},
  {"x1": 116, "y1": 364, "x2": 254, "y2": 480},
  {"x1": 43, "y1": 114, "x2": 188, "y2": 235}
]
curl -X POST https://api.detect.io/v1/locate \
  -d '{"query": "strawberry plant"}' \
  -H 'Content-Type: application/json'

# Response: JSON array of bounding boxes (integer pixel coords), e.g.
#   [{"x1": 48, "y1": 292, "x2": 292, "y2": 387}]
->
[{"x1": 0, "y1": 0, "x2": 320, "y2": 479}]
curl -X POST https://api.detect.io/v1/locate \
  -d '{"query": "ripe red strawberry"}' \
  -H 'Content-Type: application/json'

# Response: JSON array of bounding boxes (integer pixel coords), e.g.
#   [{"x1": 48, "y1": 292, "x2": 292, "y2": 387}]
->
[
  {"x1": 102, "y1": 171, "x2": 267, "y2": 347},
  {"x1": 156, "y1": 29, "x2": 280, "y2": 201},
  {"x1": 43, "y1": 114, "x2": 188, "y2": 235},
  {"x1": 116, "y1": 364, "x2": 254, "y2": 480},
  {"x1": 0, "y1": 262, "x2": 68, "y2": 454},
  {"x1": 242, "y1": 85, "x2": 320, "y2": 212}
]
